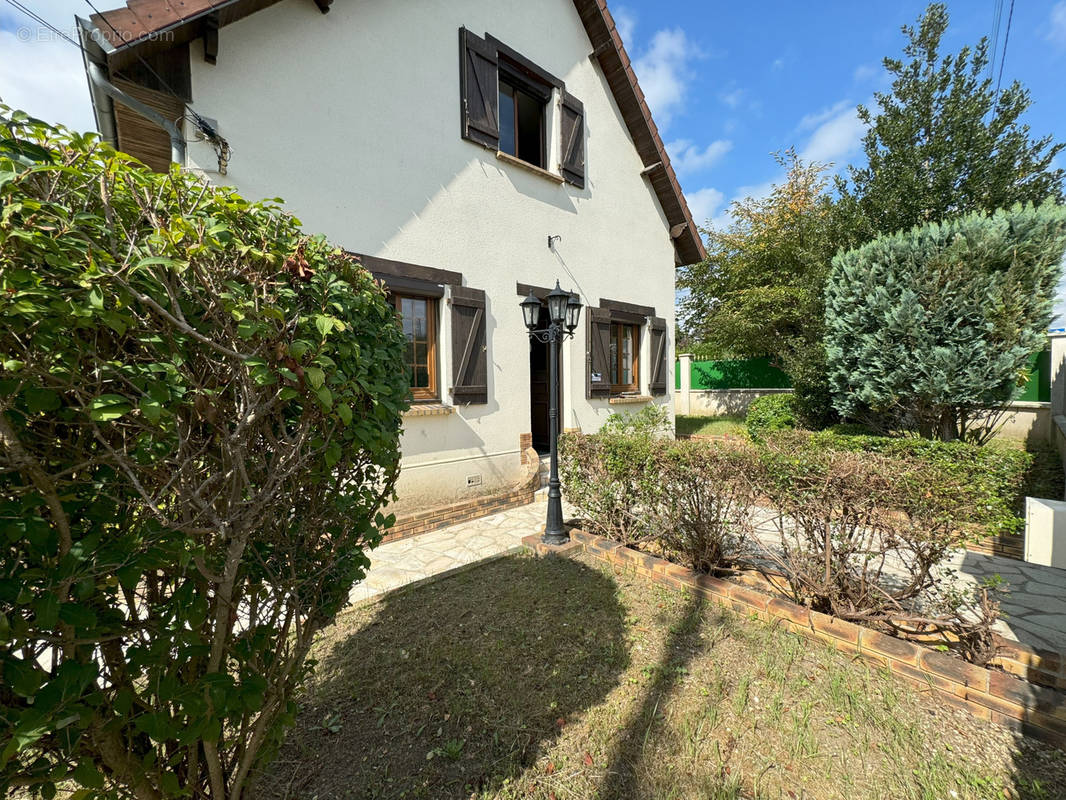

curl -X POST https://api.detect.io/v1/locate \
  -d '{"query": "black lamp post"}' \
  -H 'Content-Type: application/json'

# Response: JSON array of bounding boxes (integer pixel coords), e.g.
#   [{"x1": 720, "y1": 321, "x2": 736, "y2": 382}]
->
[{"x1": 521, "y1": 280, "x2": 582, "y2": 545}]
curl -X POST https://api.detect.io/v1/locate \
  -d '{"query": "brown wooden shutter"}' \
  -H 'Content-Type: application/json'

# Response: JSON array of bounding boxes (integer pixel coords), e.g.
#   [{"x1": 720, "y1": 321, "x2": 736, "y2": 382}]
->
[
  {"x1": 586, "y1": 306, "x2": 611, "y2": 399},
  {"x1": 459, "y1": 28, "x2": 499, "y2": 150},
  {"x1": 450, "y1": 286, "x2": 488, "y2": 404},
  {"x1": 648, "y1": 317, "x2": 668, "y2": 396},
  {"x1": 559, "y1": 91, "x2": 585, "y2": 188}
]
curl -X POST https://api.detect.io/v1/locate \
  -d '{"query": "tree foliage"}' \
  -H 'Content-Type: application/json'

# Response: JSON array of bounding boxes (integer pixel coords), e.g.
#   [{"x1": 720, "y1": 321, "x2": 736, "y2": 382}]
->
[
  {"x1": 825, "y1": 201, "x2": 1066, "y2": 441},
  {"x1": 839, "y1": 3, "x2": 1065, "y2": 238},
  {"x1": 678, "y1": 151, "x2": 861, "y2": 425},
  {"x1": 0, "y1": 110, "x2": 409, "y2": 799}
]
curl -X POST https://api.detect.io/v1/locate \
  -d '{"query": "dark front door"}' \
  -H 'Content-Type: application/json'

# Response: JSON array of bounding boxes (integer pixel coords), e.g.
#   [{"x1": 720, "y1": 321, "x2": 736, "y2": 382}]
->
[{"x1": 529, "y1": 305, "x2": 561, "y2": 453}]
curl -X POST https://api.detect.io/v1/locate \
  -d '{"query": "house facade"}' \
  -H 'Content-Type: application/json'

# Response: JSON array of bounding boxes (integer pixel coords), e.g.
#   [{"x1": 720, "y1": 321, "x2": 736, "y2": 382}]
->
[{"x1": 78, "y1": 0, "x2": 705, "y2": 511}]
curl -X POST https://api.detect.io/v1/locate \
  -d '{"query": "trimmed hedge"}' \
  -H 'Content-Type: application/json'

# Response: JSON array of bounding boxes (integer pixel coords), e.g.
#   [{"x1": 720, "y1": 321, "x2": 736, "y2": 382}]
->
[
  {"x1": 561, "y1": 417, "x2": 1000, "y2": 663},
  {"x1": 746, "y1": 393, "x2": 796, "y2": 441},
  {"x1": 794, "y1": 430, "x2": 1032, "y2": 537}
]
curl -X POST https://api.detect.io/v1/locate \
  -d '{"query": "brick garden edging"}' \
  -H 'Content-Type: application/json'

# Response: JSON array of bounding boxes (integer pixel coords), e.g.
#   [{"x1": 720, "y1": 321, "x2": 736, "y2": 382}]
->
[
  {"x1": 966, "y1": 531, "x2": 1025, "y2": 561},
  {"x1": 559, "y1": 528, "x2": 1066, "y2": 750},
  {"x1": 381, "y1": 447, "x2": 541, "y2": 544}
]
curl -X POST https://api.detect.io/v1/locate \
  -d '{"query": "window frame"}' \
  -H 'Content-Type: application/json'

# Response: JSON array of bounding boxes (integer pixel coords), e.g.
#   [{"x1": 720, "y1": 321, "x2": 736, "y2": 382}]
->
[
  {"x1": 498, "y1": 59, "x2": 549, "y2": 170},
  {"x1": 609, "y1": 322, "x2": 640, "y2": 394},
  {"x1": 393, "y1": 292, "x2": 439, "y2": 403}
]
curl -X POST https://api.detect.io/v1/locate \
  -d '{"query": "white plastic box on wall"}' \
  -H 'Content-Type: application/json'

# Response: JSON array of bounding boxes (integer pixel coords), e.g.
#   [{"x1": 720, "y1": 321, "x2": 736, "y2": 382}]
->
[{"x1": 1024, "y1": 497, "x2": 1066, "y2": 568}]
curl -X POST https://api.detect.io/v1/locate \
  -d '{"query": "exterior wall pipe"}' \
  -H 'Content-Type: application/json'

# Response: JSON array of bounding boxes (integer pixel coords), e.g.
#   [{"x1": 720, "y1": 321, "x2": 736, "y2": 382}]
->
[{"x1": 85, "y1": 62, "x2": 186, "y2": 165}]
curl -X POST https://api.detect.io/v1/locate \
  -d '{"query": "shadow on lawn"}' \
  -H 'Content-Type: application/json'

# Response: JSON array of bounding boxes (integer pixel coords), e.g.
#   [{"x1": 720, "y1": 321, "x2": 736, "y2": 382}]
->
[
  {"x1": 596, "y1": 589, "x2": 708, "y2": 798},
  {"x1": 251, "y1": 555, "x2": 629, "y2": 800}
]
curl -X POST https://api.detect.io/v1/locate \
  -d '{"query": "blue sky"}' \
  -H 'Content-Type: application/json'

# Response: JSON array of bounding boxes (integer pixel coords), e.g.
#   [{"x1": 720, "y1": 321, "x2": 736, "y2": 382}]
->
[{"x1": 614, "y1": 0, "x2": 1066, "y2": 232}]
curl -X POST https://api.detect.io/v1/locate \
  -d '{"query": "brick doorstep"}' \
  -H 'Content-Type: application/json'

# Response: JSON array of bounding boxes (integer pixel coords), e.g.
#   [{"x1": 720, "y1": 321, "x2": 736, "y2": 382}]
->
[{"x1": 558, "y1": 528, "x2": 1066, "y2": 751}]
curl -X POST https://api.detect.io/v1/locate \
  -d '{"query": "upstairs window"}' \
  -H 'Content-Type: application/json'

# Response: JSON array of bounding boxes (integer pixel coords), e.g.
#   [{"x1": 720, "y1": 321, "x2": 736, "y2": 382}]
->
[
  {"x1": 498, "y1": 66, "x2": 549, "y2": 169},
  {"x1": 459, "y1": 28, "x2": 585, "y2": 187}
]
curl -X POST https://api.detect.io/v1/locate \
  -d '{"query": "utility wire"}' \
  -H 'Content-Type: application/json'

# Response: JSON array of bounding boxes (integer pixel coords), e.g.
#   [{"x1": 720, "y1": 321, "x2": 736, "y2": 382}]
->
[
  {"x1": 86, "y1": 0, "x2": 230, "y2": 169},
  {"x1": 987, "y1": 0, "x2": 1003, "y2": 84},
  {"x1": 994, "y1": 0, "x2": 1015, "y2": 101},
  {"x1": 81, "y1": 0, "x2": 219, "y2": 137},
  {"x1": 5, "y1": 0, "x2": 230, "y2": 171},
  {"x1": 3, "y1": 0, "x2": 84, "y2": 51}
]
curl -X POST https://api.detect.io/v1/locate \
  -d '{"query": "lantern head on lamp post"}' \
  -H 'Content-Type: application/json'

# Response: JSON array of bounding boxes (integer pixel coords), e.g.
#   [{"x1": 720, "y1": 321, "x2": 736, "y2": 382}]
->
[
  {"x1": 566, "y1": 292, "x2": 582, "y2": 333},
  {"x1": 521, "y1": 291, "x2": 541, "y2": 332},
  {"x1": 546, "y1": 281, "x2": 570, "y2": 325},
  {"x1": 521, "y1": 280, "x2": 582, "y2": 545}
]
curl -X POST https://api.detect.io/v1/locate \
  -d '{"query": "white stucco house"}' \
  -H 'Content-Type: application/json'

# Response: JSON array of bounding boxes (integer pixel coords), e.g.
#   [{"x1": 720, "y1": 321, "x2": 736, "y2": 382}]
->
[{"x1": 76, "y1": 0, "x2": 706, "y2": 524}]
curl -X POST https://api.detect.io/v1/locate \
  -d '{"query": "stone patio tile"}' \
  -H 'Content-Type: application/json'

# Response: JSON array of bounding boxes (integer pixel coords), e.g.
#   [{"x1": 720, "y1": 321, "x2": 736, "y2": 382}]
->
[{"x1": 1021, "y1": 580, "x2": 1066, "y2": 597}]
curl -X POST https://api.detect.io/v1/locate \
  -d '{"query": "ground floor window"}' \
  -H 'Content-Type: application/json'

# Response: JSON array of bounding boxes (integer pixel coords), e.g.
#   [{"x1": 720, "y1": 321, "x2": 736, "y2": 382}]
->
[
  {"x1": 394, "y1": 294, "x2": 438, "y2": 401},
  {"x1": 610, "y1": 323, "x2": 639, "y2": 393}
]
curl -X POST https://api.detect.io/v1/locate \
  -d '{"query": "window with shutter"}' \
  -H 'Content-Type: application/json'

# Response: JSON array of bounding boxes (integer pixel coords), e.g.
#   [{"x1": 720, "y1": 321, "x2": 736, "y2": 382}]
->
[
  {"x1": 609, "y1": 323, "x2": 640, "y2": 393},
  {"x1": 450, "y1": 286, "x2": 488, "y2": 405},
  {"x1": 393, "y1": 293, "x2": 439, "y2": 402},
  {"x1": 459, "y1": 28, "x2": 499, "y2": 150},
  {"x1": 458, "y1": 29, "x2": 585, "y2": 185},
  {"x1": 559, "y1": 91, "x2": 585, "y2": 188},
  {"x1": 586, "y1": 307, "x2": 612, "y2": 399},
  {"x1": 648, "y1": 317, "x2": 669, "y2": 396}
]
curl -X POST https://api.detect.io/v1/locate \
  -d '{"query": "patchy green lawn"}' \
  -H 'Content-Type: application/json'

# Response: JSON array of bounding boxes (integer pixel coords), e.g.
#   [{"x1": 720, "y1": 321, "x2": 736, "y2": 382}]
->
[
  {"x1": 252, "y1": 554, "x2": 1066, "y2": 800},
  {"x1": 675, "y1": 414, "x2": 748, "y2": 438}
]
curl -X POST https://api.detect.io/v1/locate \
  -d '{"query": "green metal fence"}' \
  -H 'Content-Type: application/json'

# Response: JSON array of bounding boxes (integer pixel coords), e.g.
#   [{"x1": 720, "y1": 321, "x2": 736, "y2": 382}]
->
[
  {"x1": 676, "y1": 349, "x2": 1051, "y2": 400},
  {"x1": 674, "y1": 357, "x2": 791, "y2": 390},
  {"x1": 1018, "y1": 348, "x2": 1051, "y2": 403}
]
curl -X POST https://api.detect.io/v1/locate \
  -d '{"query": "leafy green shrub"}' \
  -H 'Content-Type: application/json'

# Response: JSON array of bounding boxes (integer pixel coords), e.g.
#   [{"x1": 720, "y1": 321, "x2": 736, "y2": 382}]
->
[
  {"x1": 560, "y1": 429, "x2": 756, "y2": 570},
  {"x1": 0, "y1": 111, "x2": 408, "y2": 798},
  {"x1": 599, "y1": 404, "x2": 672, "y2": 438},
  {"x1": 801, "y1": 430, "x2": 1032, "y2": 536},
  {"x1": 745, "y1": 393, "x2": 797, "y2": 441},
  {"x1": 656, "y1": 439, "x2": 758, "y2": 572},
  {"x1": 825, "y1": 201, "x2": 1066, "y2": 442},
  {"x1": 560, "y1": 409, "x2": 668, "y2": 546},
  {"x1": 564, "y1": 417, "x2": 1003, "y2": 662}
]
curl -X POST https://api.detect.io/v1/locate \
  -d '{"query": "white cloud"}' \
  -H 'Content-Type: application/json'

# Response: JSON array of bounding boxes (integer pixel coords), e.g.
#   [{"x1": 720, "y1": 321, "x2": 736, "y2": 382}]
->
[
  {"x1": 0, "y1": 1, "x2": 96, "y2": 133},
  {"x1": 799, "y1": 100, "x2": 866, "y2": 165},
  {"x1": 685, "y1": 187, "x2": 725, "y2": 229},
  {"x1": 771, "y1": 57, "x2": 785, "y2": 71},
  {"x1": 631, "y1": 27, "x2": 699, "y2": 130},
  {"x1": 852, "y1": 63, "x2": 879, "y2": 82},
  {"x1": 612, "y1": 5, "x2": 637, "y2": 47},
  {"x1": 797, "y1": 99, "x2": 852, "y2": 132},
  {"x1": 1048, "y1": 2, "x2": 1066, "y2": 48},
  {"x1": 0, "y1": 31, "x2": 96, "y2": 133},
  {"x1": 666, "y1": 138, "x2": 732, "y2": 177},
  {"x1": 718, "y1": 86, "x2": 745, "y2": 109}
]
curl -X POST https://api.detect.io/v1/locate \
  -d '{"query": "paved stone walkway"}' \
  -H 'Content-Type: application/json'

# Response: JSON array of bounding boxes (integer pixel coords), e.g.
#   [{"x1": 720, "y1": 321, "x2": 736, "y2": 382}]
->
[
  {"x1": 351, "y1": 498, "x2": 1066, "y2": 653},
  {"x1": 349, "y1": 496, "x2": 565, "y2": 604},
  {"x1": 747, "y1": 507, "x2": 1066, "y2": 653}
]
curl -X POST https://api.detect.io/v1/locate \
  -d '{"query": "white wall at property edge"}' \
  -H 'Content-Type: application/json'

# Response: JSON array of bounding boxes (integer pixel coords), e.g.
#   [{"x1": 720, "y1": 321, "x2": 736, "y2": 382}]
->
[
  {"x1": 675, "y1": 388, "x2": 793, "y2": 418},
  {"x1": 184, "y1": 0, "x2": 677, "y2": 501}
]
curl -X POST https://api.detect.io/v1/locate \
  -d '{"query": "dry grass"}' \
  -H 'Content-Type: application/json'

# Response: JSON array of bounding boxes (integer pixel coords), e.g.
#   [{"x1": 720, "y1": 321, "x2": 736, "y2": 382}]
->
[{"x1": 252, "y1": 553, "x2": 1066, "y2": 800}]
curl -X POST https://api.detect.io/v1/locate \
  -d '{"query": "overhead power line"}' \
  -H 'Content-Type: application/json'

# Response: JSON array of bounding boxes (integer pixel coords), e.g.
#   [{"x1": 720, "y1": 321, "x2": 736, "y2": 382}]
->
[
  {"x1": 3, "y1": 0, "x2": 230, "y2": 171},
  {"x1": 994, "y1": 0, "x2": 1016, "y2": 101},
  {"x1": 80, "y1": 0, "x2": 230, "y2": 170}
]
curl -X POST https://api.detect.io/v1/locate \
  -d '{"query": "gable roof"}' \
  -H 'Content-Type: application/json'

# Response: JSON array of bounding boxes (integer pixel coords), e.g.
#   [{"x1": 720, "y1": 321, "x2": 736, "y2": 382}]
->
[{"x1": 82, "y1": 0, "x2": 706, "y2": 264}]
